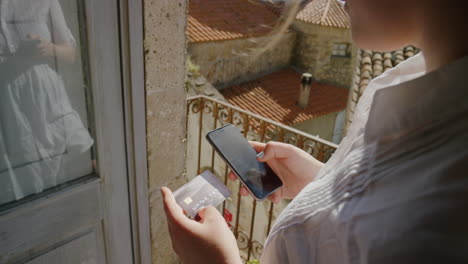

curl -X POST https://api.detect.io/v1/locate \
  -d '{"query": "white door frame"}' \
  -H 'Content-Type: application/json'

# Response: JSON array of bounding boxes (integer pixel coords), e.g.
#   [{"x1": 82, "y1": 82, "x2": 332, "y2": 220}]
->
[
  {"x1": 118, "y1": 0, "x2": 152, "y2": 263},
  {"x1": 85, "y1": 0, "x2": 134, "y2": 262}
]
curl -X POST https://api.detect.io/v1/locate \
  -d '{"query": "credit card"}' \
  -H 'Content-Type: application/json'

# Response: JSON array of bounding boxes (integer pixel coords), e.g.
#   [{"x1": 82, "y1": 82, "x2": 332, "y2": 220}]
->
[{"x1": 174, "y1": 170, "x2": 231, "y2": 218}]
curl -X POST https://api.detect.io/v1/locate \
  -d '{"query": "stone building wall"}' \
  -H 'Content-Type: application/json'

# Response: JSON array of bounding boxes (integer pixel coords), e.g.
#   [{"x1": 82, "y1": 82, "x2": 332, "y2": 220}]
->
[
  {"x1": 292, "y1": 21, "x2": 358, "y2": 89},
  {"x1": 189, "y1": 32, "x2": 296, "y2": 88},
  {"x1": 143, "y1": 0, "x2": 188, "y2": 263},
  {"x1": 292, "y1": 112, "x2": 339, "y2": 142}
]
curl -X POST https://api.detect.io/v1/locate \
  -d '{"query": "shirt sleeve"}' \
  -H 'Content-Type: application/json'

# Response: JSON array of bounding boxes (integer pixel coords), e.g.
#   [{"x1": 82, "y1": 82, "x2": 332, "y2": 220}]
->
[
  {"x1": 366, "y1": 152, "x2": 468, "y2": 264},
  {"x1": 261, "y1": 232, "x2": 290, "y2": 264},
  {"x1": 49, "y1": 0, "x2": 75, "y2": 45},
  {"x1": 262, "y1": 224, "x2": 322, "y2": 264}
]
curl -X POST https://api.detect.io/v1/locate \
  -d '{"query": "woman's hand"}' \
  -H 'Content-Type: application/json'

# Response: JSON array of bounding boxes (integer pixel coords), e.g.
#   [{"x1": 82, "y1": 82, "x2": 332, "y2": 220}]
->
[
  {"x1": 229, "y1": 141, "x2": 324, "y2": 203},
  {"x1": 28, "y1": 34, "x2": 55, "y2": 57},
  {"x1": 161, "y1": 187, "x2": 242, "y2": 264},
  {"x1": 28, "y1": 34, "x2": 75, "y2": 64}
]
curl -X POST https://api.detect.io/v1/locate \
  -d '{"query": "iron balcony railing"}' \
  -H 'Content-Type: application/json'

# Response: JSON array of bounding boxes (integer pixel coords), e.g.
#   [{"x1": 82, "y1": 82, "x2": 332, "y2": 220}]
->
[{"x1": 186, "y1": 95, "x2": 338, "y2": 262}]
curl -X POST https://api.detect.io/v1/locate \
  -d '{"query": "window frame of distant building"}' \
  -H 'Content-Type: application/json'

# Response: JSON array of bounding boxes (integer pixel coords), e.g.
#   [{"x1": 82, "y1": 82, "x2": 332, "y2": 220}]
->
[{"x1": 331, "y1": 42, "x2": 351, "y2": 58}]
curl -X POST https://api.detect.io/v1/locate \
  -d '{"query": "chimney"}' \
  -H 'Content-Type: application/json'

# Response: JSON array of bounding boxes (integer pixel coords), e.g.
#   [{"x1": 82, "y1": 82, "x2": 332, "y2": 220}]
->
[{"x1": 298, "y1": 73, "x2": 313, "y2": 108}]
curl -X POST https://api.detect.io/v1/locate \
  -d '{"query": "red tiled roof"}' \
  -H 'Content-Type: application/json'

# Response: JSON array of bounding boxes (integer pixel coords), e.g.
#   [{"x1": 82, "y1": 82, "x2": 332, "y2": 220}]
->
[
  {"x1": 188, "y1": 0, "x2": 280, "y2": 43},
  {"x1": 260, "y1": 0, "x2": 285, "y2": 16},
  {"x1": 345, "y1": 47, "x2": 420, "y2": 129},
  {"x1": 221, "y1": 68, "x2": 348, "y2": 126},
  {"x1": 296, "y1": 0, "x2": 350, "y2": 28}
]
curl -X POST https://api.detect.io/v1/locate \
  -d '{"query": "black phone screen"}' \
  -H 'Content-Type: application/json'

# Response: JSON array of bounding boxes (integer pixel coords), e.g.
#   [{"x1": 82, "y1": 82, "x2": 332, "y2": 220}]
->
[{"x1": 206, "y1": 124, "x2": 282, "y2": 200}]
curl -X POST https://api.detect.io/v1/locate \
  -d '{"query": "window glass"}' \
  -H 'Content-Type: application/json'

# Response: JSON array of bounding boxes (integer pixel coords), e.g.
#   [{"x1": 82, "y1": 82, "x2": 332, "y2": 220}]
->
[
  {"x1": 0, "y1": 0, "x2": 95, "y2": 207},
  {"x1": 332, "y1": 43, "x2": 349, "y2": 57}
]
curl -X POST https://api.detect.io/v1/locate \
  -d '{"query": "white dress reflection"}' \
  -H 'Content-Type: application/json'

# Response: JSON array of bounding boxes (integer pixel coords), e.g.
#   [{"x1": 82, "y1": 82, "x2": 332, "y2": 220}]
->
[{"x1": 0, "y1": 0, "x2": 93, "y2": 204}]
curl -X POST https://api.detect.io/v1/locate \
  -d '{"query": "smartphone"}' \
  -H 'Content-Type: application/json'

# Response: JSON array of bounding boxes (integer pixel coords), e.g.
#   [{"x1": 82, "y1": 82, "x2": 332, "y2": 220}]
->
[
  {"x1": 206, "y1": 124, "x2": 282, "y2": 200},
  {"x1": 17, "y1": 39, "x2": 40, "y2": 56}
]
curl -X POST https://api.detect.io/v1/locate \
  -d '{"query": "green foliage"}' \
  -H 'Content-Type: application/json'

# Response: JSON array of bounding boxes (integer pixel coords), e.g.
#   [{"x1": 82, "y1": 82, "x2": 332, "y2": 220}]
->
[
  {"x1": 246, "y1": 259, "x2": 260, "y2": 264},
  {"x1": 186, "y1": 55, "x2": 200, "y2": 77}
]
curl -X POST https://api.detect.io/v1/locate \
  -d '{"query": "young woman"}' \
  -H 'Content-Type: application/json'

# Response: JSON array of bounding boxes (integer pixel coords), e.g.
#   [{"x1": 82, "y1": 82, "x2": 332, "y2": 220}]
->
[{"x1": 162, "y1": 0, "x2": 468, "y2": 263}]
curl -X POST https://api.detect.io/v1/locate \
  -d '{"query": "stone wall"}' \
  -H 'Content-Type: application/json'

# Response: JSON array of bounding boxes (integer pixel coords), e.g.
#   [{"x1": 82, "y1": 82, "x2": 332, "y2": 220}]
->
[
  {"x1": 189, "y1": 32, "x2": 296, "y2": 88},
  {"x1": 143, "y1": 0, "x2": 188, "y2": 263},
  {"x1": 292, "y1": 22, "x2": 358, "y2": 89},
  {"x1": 292, "y1": 112, "x2": 339, "y2": 142}
]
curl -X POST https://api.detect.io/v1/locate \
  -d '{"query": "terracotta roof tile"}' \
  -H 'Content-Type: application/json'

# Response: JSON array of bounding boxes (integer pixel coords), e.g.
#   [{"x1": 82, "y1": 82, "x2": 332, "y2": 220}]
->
[
  {"x1": 345, "y1": 46, "x2": 420, "y2": 128},
  {"x1": 260, "y1": 0, "x2": 285, "y2": 16},
  {"x1": 188, "y1": 0, "x2": 280, "y2": 43},
  {"x1": 221, "y1": 68, "x2": 349, "y2": 125},
  {"x1": 352, "y1": 46, "x2": 420, "y2": 101},
  {"x1": 296, "y1": 0, "x2": 350, "y2": 28}
]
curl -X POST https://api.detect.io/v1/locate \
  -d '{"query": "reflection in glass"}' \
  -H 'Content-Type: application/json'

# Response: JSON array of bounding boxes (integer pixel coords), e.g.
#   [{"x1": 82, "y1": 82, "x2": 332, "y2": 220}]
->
[{"x1": 0, "y1": 0, "x2": 94, "y2": 205}]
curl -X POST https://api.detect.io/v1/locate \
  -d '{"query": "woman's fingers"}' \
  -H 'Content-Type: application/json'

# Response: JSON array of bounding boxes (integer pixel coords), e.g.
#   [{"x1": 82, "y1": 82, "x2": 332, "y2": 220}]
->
[
  {"x1": 228, "y1": 171, "x2": 237, "y2": 181},
  {"x1": 249, "y1": 141, "x2": 266, "y2": 153},
  {"x1": 161, "y1": 187, "x2": 193, "y2": 227},
  {"x1": 230, "y1": 173, "x2": 282, "y2": 201},
  {"x1": 28, "y1": 33, "x2": 40, "y2": 40},
  {"x1": 227, "y1": 141, "x2": 287, "y2": 201},
  {"x1": 239, "y1": 186, "x2": 249, "y2": 196},
  {"x1": 267, "y1": 191, "x2": 281, "y2": 204},
  {"x1": 197, "y1": 206, "x2": 223, "y2": 224},
  {"x1": 257, "y1": 141, "x2": 293, "y2": 162},
  {"x1": 161, "y1": 187, "x2": 182, "y2": 220}
]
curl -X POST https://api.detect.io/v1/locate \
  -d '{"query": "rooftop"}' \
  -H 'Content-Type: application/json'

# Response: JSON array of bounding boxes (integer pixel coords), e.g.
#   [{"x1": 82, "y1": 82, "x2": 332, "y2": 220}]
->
[
  {"x1": 348, "y1": 47, "x2": 419, "y2": 110},
  {"x1": 188, "y1": 0, "x2": 349, "y2": 43},
  {"x1": 260, "y1": 0, "x2": 285, "y2": 16},
  {"x1": 261, "y1": 0, "x2": 350, "y2": 28},
  {"x1": 345, "y1": 46, "x2": 420, "y2": 129},
  {"x1": 296, "y1": 0, "x2": 350, "y2": 28},
  {"x1": 188, "y1": 0, "x2": 280, "y2": 43},
  {"x1": 221, "y1": 68, "x2": 349, "y2": 126}
]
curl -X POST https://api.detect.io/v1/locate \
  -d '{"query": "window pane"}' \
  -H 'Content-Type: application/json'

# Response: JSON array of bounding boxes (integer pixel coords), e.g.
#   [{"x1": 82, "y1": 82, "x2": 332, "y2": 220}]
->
[{"x1": 0, "y1": 0, "x2": 95, "y2": 206}]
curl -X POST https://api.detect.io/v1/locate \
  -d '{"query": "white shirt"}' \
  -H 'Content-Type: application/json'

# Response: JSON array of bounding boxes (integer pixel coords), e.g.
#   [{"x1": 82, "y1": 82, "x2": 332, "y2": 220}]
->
[{"x1": 261, "y1": 53, "x2": 468, "y2": 264}]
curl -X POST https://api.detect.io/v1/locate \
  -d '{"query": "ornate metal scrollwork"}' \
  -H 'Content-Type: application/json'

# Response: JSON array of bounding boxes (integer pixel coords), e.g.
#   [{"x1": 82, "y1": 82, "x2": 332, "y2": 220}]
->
[
  {"x1": 251, "y1": 240, "x2": 264, "y2": 259},
  {"x1": 237, "y1": 230, "x2": 250, "y2": 250},
  {"x1": 302, "y1": 139, "x2": 317, "y2": 157},
  {"x1": 188, "y1": 97, "x2": 203, "y2": 114},
  {"x1": 240, "y1": 256, "x2": 248, "y2": 263},
  {"x1": 249, "y1": 119, "x2": 263, "y2": 135},
  {"x1": 264, "y1": 125, "x2": 279, "y2": 141},
  {"x1": 218, "y1": 106, "x2": 231, "y2": 123},
  {"x1": 245, "y1": 132, "x2": 259, "y2": 142},
  {"x1": 203, "y1": 99, "x2": 215, "y2": 114},
  {"x1": 322, "y1": 145, "x2": 336, "y2": 162},
  {"x1": 283, "y1": 132, "x2": 298, "y2": 146},
  {"x1": 232, "y1": 111, "x2": 246, "y2": 128}
]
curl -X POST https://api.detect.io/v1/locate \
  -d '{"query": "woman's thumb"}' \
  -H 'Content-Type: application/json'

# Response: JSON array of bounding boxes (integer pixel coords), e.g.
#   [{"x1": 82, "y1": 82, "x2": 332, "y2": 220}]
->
[
  {"x1": 256, "y1": 151, "x2": 265, "y2": 161},
  {"x1": 197, "y1": 206, "x2": 222, "y2": 223},
  {"x1": 256, "y1": 141, "x2": 277, "y2": 162},
  {"x1": 256, "y1": 141, "x2": 292, "y2": 162}
]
